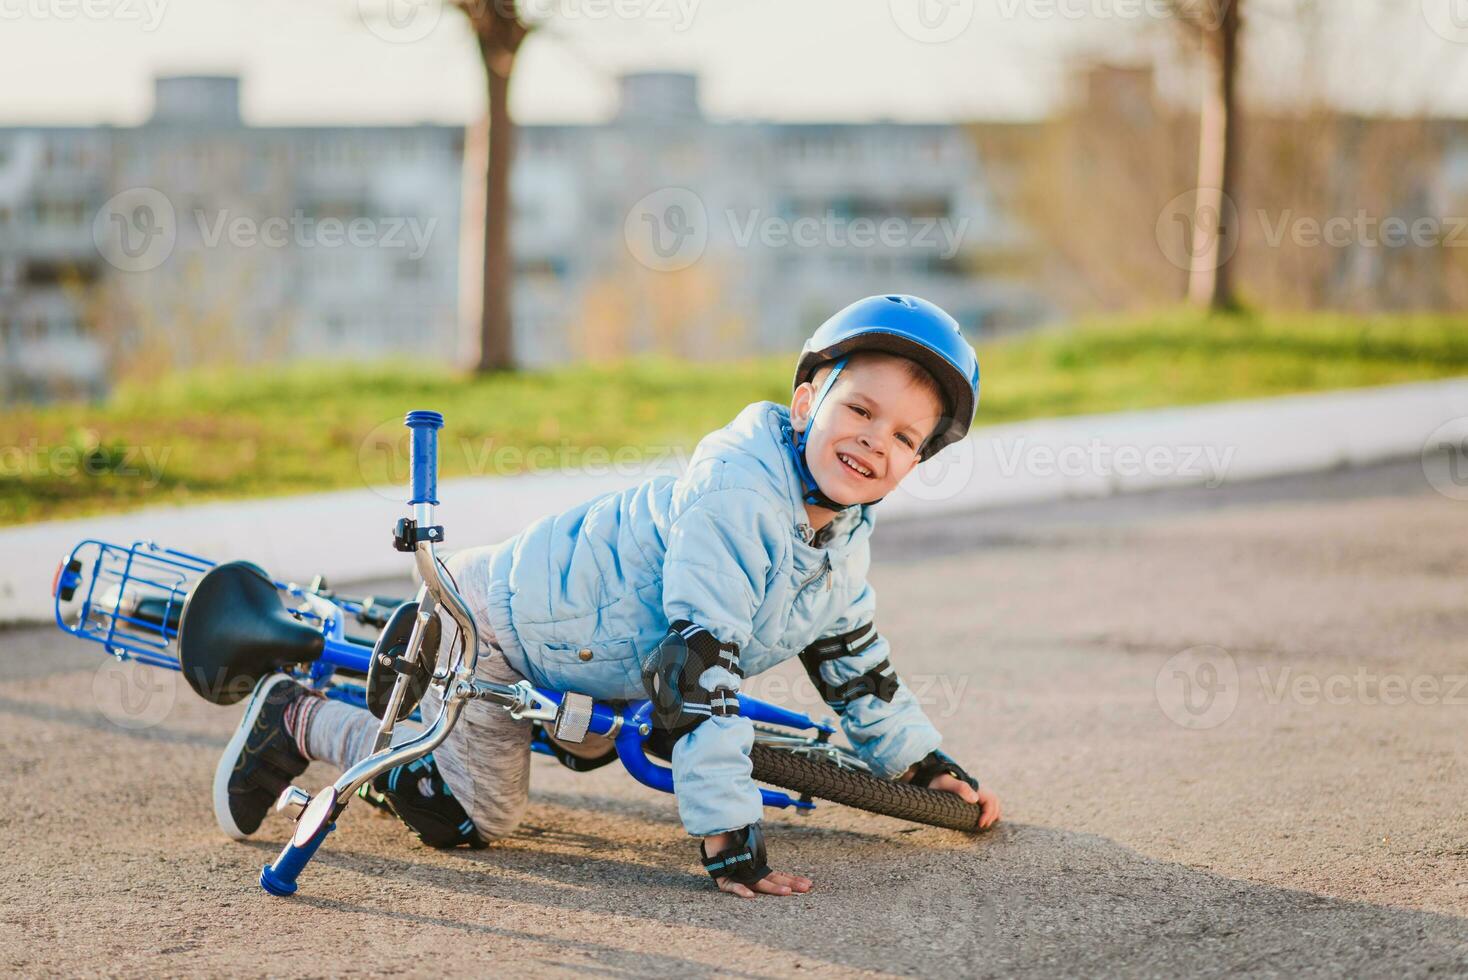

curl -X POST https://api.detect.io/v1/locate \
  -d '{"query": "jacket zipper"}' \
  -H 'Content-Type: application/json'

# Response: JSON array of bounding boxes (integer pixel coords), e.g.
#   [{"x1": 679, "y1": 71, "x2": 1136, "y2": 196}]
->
[{"x1": 797, "y1": 554, "x2": 832, "y2": 594}]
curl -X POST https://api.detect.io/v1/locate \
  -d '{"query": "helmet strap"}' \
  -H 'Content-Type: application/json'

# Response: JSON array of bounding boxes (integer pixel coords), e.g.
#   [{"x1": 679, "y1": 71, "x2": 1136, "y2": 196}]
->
[{"x1": 791, "y1": 358, "x2": 860, "y2": 513}]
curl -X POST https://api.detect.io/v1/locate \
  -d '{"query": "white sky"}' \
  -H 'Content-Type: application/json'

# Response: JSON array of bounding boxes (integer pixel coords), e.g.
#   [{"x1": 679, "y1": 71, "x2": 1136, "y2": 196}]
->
[{"x1": 1, "y1": 0, "x2": 1465, "y2": 126}]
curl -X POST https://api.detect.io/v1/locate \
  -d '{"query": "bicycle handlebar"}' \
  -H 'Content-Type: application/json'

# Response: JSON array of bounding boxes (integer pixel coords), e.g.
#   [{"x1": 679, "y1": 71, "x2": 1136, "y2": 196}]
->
[{"x1": 404, "y1": 410, "x2": 443, "y2": 506}]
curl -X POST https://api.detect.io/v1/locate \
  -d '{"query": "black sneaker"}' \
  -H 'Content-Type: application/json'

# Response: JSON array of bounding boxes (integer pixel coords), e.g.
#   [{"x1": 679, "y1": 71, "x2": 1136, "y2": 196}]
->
[{"x1": 213, "y1": 673, "x2": 311, "y2": 840}]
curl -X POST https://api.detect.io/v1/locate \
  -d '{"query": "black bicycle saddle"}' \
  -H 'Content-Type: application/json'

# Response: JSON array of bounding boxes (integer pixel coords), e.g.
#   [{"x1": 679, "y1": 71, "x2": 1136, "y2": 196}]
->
[{"x1": 178, "y1": 561, "x2": 326, "y2": 705}]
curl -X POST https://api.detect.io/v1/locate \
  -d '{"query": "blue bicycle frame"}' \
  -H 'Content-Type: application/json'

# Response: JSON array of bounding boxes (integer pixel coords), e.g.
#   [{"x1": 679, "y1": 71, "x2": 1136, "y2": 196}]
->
[{"x1": 54, "y1": 541, "x2": 835, "y2": 809}]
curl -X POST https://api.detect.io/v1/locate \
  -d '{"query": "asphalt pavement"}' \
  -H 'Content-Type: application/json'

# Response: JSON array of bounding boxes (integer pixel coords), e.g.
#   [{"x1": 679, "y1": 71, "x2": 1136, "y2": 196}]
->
[{"x1": 2, "y1": 458, "x2": 1465, "y2": 977}]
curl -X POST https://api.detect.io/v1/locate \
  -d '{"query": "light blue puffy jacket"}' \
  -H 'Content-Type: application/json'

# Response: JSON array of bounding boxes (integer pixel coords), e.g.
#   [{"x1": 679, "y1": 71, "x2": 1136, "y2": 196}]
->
[{"x1": 476, "y1": 401, "x2": 943, "y2": 836}]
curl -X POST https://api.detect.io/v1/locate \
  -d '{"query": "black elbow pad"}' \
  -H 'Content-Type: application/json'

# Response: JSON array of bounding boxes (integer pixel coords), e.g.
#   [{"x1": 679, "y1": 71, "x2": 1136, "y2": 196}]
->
[{"x1": 641, "y1": 621, "x2": 742, "y2": 738}]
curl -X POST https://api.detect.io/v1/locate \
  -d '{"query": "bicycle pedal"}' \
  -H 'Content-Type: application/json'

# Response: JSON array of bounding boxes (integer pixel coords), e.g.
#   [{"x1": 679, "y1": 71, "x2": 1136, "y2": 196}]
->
[{"x1": 274, "y1": 786, "x2": 311, "y2": 820}]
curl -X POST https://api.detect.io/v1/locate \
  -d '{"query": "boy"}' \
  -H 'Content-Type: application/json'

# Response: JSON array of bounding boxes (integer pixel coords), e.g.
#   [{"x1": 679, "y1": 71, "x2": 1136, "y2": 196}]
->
[{"x1": 217, "y1": 294, "x2": 1002, "y2": 899}]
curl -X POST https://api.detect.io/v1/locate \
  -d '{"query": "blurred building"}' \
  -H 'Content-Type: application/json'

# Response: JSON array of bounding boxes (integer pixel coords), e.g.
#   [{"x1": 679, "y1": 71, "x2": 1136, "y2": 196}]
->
[
  {"x1": 0, "y1": 72, "x2": 1041, "y2": 401},
  {"x1": 0, "y1": 75, "x2": 463, "y2": 401}
]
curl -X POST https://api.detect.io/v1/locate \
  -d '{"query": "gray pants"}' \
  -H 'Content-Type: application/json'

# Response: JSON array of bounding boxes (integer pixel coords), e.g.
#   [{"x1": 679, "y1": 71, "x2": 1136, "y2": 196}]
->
[{"x1": 301, "y1": 547, "x2": 533, "y2": 840}]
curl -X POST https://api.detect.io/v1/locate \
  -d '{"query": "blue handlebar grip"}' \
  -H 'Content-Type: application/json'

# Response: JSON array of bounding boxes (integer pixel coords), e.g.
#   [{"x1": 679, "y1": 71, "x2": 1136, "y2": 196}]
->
[
  {"x1": 259, "y1": 822, "x2": 334, "y2": 897},
  {"x1": 404, "y1": 410, "x2": 444, "y2": 506}
]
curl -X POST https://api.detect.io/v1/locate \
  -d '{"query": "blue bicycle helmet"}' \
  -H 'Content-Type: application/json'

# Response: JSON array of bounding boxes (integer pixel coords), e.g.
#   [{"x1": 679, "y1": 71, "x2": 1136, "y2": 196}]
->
[{"x1": 789, "y1": 294, "x2": 980, "y2": 511}]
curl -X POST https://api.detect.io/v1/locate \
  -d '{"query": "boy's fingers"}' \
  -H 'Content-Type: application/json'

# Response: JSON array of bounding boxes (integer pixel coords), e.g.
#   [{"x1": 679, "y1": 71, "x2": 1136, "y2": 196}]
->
[
  {"x1": 718, "y1": 879, "x2": 757, "y2": 899},
  {"x1": 930, "y1": 774, "x2": 980, "y2": 804},
  {"x1": 717, "y1": 873, "x2": 810, "y2": 897},
  {"x1": 766, "y1": 871, "x2": 813, "y2": 892}
]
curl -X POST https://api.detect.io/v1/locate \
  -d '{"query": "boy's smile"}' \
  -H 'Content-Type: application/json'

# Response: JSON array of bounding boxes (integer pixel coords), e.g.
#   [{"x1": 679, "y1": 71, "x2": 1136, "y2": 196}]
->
[{"x1": 791, "y1": 354, "x2": 945, "y2": 523}]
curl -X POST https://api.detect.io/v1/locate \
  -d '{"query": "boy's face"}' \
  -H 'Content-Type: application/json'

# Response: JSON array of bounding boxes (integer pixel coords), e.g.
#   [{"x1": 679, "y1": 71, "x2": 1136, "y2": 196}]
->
[{"x1": 791, "y1": 356, "x2": 944, "y2": 508}]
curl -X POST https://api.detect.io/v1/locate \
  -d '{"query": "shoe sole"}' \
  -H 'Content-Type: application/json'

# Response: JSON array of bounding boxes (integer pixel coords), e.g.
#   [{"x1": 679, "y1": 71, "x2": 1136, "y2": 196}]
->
[{"x1": 213, "y1": 672, "x2": 296, "y2": 841}]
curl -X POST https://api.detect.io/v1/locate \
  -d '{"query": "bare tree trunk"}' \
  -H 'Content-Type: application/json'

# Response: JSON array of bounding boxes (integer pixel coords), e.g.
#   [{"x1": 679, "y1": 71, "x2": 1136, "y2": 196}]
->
[
  {"x1": 459, "y1": 3, "x2": 529, "y2": 374},
  {"x1": 475, "y1": 48, "x2": 516, "y2": 372},
  {"x1": 1188, "y1": 0, "x2": 1242, "y2": 310}
]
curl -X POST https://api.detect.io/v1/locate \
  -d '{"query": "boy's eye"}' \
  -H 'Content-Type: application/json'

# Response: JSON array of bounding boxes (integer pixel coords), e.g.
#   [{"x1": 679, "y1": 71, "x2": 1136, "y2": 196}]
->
[
  {"x1": 847, "y1": 404, "x2": 869, "y2": 418},
  {"x1": 896, "y1": 433, "x2": 914, "y2": 449}
]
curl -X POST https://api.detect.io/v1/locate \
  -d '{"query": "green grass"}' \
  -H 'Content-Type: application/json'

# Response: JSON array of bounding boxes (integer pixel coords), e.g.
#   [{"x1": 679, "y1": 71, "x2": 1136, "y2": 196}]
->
[{"x1": 4, "y1": 309, "x2": 1466, "y2": 525}]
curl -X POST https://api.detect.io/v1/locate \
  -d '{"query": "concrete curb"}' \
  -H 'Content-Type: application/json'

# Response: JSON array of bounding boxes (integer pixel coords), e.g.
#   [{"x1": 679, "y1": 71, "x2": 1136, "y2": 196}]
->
[{"x1": 6, "y1": 377, "x2": 1466, "y2": 625}]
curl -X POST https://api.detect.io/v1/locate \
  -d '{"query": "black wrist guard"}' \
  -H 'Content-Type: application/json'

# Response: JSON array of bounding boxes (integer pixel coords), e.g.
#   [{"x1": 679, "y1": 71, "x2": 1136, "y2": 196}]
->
[
  {"x1": 907, "y1": 750, "x2": 978, "y2": 792},
  {"x1": 699, "y1": 822, "x2": 773, "y2": 887}
]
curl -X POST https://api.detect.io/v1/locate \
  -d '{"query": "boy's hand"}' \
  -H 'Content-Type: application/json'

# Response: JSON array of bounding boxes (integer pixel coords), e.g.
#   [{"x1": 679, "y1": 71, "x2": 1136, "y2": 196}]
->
[
  {"x1": 702, "y1": 832, "x2": 814, "y2": 899},
  {"x1": 924, "y1": 774, "x2": 1003, "y2": 830}
]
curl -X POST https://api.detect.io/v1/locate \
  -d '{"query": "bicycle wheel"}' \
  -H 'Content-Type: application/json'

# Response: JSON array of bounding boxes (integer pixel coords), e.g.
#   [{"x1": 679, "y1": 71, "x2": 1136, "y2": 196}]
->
[{"x1": 749, "y1": 744, "x2": 982, "y2": 833}]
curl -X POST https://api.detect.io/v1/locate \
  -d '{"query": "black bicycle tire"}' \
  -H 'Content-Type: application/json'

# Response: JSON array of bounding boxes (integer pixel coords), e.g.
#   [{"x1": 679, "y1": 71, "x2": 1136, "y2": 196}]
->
[{"x1": 749, "y1": 744, "x2": 981, "y2": 833}]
